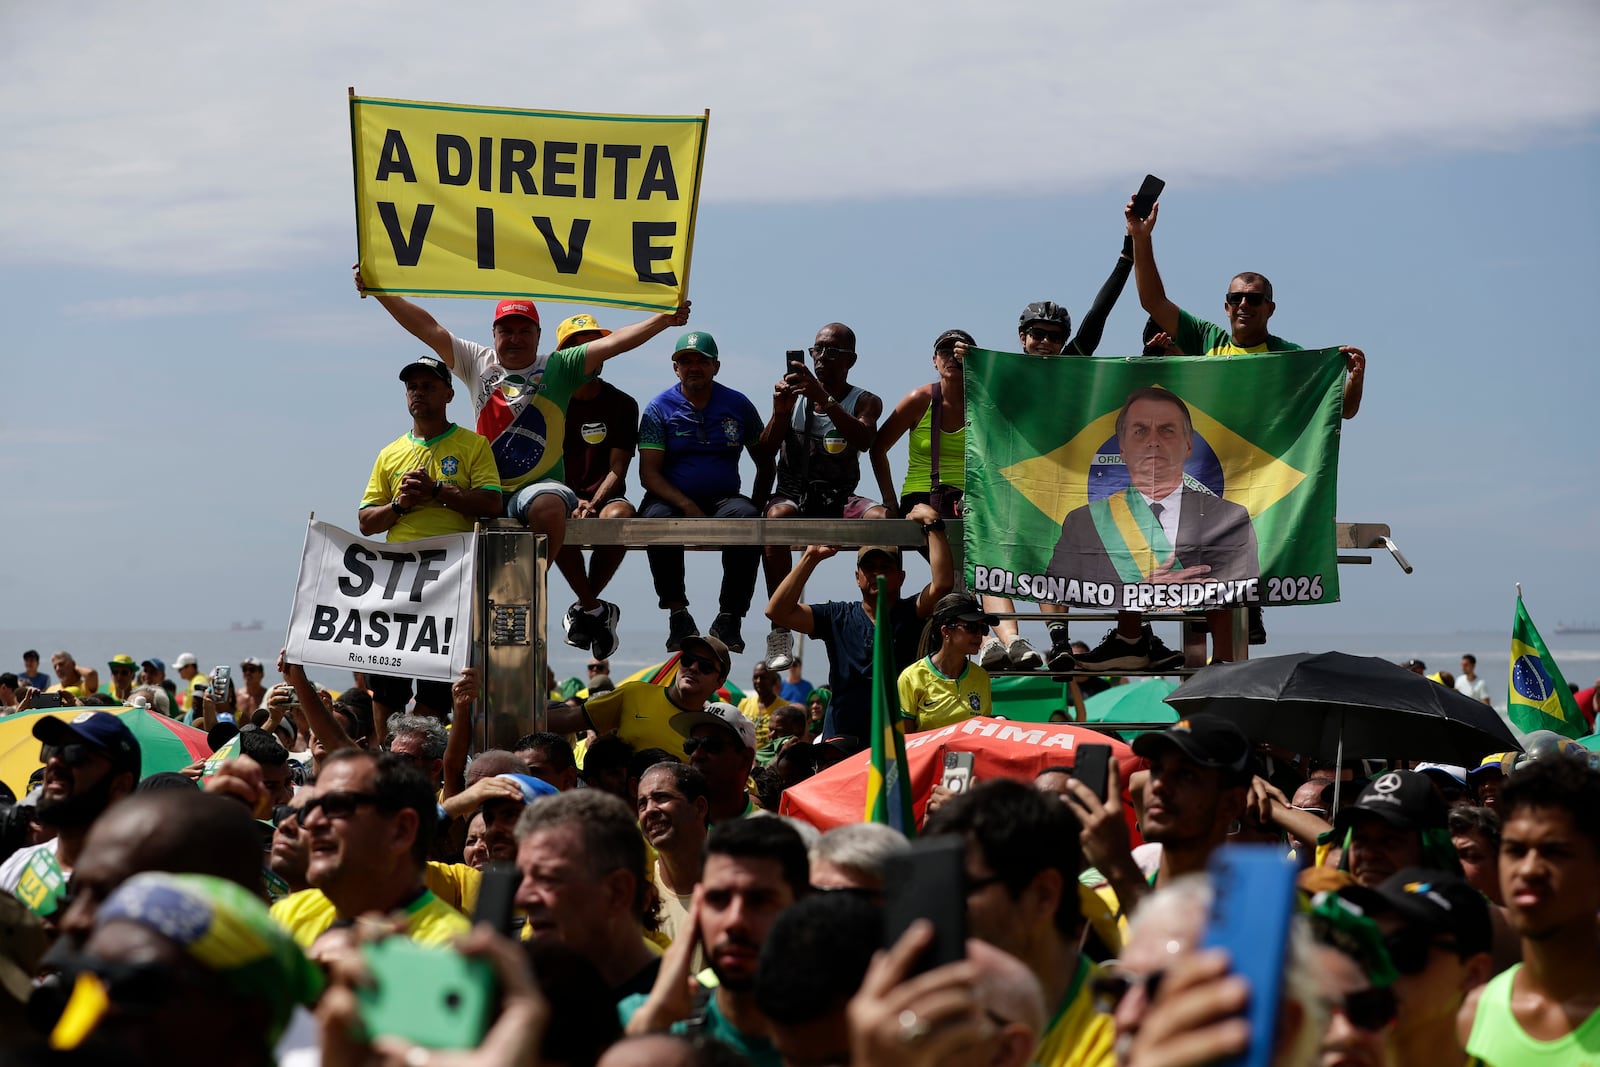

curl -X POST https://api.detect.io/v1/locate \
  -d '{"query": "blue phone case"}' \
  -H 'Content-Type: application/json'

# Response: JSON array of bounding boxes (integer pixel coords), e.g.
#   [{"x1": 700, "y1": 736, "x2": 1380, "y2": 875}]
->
[{"x1": 1201, "y1": 845, "x2": 1298, "y2": 1067}]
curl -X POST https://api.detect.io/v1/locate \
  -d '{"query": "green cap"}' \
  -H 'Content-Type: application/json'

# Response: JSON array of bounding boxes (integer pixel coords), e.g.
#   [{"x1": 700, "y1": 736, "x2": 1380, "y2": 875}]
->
[{"x1": 673, "y1": 331, "x2": 719, "y2": 360}]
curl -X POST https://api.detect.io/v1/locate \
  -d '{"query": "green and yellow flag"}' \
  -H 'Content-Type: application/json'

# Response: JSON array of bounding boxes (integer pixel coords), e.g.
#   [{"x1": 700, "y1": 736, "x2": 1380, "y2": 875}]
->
[
  {"x1": 864, "y1": 576, "x2": 914, "y2": 835},
  {"x1": 963, "y1": 349, "x2": 1345, "y2": 611},
  {"x1": 1508, "y1": 592, "x2": 1583, "y2": 738}
]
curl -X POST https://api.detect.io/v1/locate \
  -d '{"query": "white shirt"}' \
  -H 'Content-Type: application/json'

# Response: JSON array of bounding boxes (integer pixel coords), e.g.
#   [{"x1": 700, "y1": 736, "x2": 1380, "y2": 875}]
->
[
  {"x1": 1138, "y1": 485, "x2": 1185, "y2": 551},
  {"x1": 0, "y1": 838, "x2": 60, "y2": 893},
  {"x1": 1455, "y1": 674, "x2": 1493, "y2": 704}
]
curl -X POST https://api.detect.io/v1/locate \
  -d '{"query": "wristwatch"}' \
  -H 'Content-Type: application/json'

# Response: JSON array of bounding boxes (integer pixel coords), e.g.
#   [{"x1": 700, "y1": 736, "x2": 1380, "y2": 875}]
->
[
  {"x1": 391, "y1": 499, "x2": 411, "y2": 516},
  {"x1": 921, "y1": 518, "x2": 946, "y2": 534}
]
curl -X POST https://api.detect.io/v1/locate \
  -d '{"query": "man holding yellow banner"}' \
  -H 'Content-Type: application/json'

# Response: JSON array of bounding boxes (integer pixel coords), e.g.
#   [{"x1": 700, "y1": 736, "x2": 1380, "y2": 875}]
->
[{"x1": 354, "y1": 268, "x2": 688, "y2": 656}]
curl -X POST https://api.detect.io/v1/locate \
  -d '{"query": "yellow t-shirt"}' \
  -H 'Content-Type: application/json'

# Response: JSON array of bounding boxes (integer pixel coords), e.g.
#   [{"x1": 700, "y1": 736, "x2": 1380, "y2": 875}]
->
[
  {"x1": 1035, "y1": 956, "x2": 1116, "y2": 1067},
  {"x1": 360, "y1": 424, "x2": 501, "y2": 542},
  {"x1": 897, "y1": 656, "x2": 991, "y2": 732},
  {"x1": 270, "y1": 886, "x2": 472, "y2": 949},
  {"x1": 425, "y1": 861, "x2": 481, "y2": 917},
  {"x1": 737, "y1": 694, "x2": 784, "y2": 748},
  {"x1": 584, "y1": 681, "x2": 701, "y2": 760}
]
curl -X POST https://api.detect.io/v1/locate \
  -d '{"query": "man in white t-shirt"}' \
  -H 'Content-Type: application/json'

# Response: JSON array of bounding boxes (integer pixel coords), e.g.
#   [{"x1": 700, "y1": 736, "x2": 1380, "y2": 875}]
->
[{"x1": 1455, "y1": 653, "x2": 1493, "y2": 705}]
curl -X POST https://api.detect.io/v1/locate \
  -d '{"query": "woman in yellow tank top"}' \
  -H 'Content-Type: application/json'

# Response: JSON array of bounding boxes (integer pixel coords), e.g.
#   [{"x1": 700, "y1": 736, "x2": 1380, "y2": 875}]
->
[{"x1": 870, "y1": 328, "x2": 970, "y2": 518}]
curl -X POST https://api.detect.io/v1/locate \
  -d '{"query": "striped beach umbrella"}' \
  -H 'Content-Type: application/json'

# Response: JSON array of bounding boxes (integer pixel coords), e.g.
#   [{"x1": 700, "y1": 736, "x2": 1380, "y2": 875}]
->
[{"x1": 0, "y1": 705, "x2": 212, "y2": 795}]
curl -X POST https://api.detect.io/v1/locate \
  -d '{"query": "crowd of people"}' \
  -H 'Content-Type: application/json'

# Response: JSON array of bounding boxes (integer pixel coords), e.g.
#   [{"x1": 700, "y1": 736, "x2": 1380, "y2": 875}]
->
[
  {"x1": 9, "y1": 191, "x2": 1600, "y2": 1067},
  {"x1": 2, "y1": 651, "x2": 1598, "y2": 1066}
]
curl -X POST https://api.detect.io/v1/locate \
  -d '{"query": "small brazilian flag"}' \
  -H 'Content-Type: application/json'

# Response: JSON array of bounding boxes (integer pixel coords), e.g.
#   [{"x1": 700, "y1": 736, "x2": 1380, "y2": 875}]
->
[
  {"x1": 863, "y1": 576, "x2": 915, "y2": 836},
  {"x1": 1508, "y1": 593, "x2": 1583, "y2": 739}
]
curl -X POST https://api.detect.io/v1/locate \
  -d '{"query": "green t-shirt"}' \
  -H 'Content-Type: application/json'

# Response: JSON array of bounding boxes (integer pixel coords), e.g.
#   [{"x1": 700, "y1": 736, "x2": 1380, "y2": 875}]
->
[
  {"x1": 1466, "y1": 963, "x2": 1600, "y2": 1065},
  {"x1": 1175, "y1": 308, "x2": 1302, "y2": 357}
]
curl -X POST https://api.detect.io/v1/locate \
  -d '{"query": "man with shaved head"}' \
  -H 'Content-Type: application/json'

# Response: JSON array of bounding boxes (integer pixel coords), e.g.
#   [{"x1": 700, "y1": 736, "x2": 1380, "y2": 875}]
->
[{"x1": 56, "y1": 790, "x2": 266, "y2": 947}]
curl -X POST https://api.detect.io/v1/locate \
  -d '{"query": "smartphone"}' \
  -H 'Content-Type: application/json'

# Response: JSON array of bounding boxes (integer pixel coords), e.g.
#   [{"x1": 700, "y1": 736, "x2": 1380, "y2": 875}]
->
[
  {"x1": 883, "y1": 836, "x2": 968, "y2": 975},
  {"x1": 474, "y1": 862, "x2": 520, "y2": 938},
  {"x1": 1130, "y1": 174, "x2": 1166, "y2": 220},
  {"x1": 1073, "y1": 743, "x2": 1112, "y2": 802},
  {"x1": 211, "y1": 666, "x2": 233, "y2": 706},
  {"x1": 357, "y1": 938, "x2": 492, "y2": 1050},
  {"x1": 1201, "y1": 846, "x2": 1298, "y2": 1067},
  {"x1": 30, "y1": 692, "x2": 64, "y2": 709},
  {"x1": 940, "y1": 750, "x2": 975, "y2": 795},
  {"x1": 784, "y1": 348, "x2": 805, "y2": 374}
]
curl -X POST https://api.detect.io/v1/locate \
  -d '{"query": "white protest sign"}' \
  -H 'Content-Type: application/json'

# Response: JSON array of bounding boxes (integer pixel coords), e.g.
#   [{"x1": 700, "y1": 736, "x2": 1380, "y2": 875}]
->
[{"x1": 286, "y1": 519, "x2": 475, "y2": 681}]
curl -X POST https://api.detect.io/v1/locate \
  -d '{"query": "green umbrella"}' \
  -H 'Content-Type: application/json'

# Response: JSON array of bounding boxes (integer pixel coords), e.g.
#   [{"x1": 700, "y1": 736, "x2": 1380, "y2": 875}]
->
[
  {"x1": 1084, "y1": 678, "x2": 1180, "y2": 726},
  {"x1": 1576, "y1": 732, "x2": 1600, "y2": 752},
  {"x1": 990, "y1": 674, "x2": 1074, "y2": 723}
]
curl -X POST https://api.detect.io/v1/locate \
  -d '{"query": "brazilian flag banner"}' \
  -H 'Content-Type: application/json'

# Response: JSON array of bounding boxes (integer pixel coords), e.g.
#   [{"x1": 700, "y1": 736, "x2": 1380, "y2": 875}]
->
[
  {"x1": 1508, "y1": 593, "x2": 1584, "y2": 738},
  {"x1": 964, "y1": 349, "x2": 1345, "y2": 611}
]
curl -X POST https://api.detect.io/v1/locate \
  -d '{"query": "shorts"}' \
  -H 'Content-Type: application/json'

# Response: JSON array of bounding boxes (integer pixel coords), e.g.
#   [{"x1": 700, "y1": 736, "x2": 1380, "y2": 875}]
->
[
  {"x1": 368, "y1": 673, "x2": 453, "y2": 714},
  {"x1": 767, "y1": 493, "x2": 881, "y2": 519},
  {"x1": 506, "y1": 480, "x2": 579, "y2": 523}
]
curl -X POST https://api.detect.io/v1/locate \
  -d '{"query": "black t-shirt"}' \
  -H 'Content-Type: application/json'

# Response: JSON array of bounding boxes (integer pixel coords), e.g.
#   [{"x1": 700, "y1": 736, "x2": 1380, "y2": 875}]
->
[{"x1": 564, "y1": 381, "x2": 640, "y2": 501}]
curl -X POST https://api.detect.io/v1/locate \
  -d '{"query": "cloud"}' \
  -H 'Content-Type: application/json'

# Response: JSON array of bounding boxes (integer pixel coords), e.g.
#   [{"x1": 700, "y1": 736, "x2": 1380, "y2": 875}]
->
[
  {"x1": 2, "y1": 0, "x2": 1596, "y2": 273},
  {"x1": 62, "y1": 291, "x2": 263, "y2": 319}
]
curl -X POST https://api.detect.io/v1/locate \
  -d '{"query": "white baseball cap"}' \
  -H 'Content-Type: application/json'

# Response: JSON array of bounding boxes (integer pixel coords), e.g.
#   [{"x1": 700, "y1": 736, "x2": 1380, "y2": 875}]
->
[
  {"x1": 670, "y1": 702, "x2": 757, "y2": 751},
  {"x1": 172, "y1": 653, "x2": 199, "y2": 669}
]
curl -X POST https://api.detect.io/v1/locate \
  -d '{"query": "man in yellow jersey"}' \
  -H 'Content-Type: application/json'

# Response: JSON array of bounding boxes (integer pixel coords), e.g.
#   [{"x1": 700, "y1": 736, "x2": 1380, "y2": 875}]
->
[
  {"x1": 269, "y1": 750, "x2": 469, "y2": 948},
  {"x1": 1459, "y1": 755, "x2": 1600, "y2": 1064},
  {"x1": 551, "y1": 634, "x2": 732, "y2": 761},
  {"x1": 358, "y1": 354, "x2": 501, "y2": 727},
  {"x1": 1125, "y1": 199, "x2": 1366, "y2": 420},
  {"x1": 925, "y1": 778, "x2": 1115, "y2": 1067}
]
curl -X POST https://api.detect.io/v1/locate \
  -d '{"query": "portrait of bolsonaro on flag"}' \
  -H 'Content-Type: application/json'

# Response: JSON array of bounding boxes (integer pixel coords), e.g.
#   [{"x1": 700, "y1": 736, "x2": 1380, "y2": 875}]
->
[{"x1": 963, "y1": 348, "x2": 1346, "y2": 612}]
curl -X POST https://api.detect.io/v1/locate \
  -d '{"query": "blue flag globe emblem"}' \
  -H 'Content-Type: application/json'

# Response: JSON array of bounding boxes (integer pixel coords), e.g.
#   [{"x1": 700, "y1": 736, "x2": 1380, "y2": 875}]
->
[
  {"x1": 1088, "y1": 433, "x2": 1225, "y2": 500},
  {"x1": 1511, "y1": 654, "x2": 1555, "y2": 702}
]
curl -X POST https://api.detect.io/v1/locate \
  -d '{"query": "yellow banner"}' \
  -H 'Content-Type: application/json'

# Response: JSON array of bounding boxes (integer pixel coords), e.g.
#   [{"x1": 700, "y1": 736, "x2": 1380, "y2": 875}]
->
[{"x1": 350, "y1": 94, "x2": 709, "y2": 312}]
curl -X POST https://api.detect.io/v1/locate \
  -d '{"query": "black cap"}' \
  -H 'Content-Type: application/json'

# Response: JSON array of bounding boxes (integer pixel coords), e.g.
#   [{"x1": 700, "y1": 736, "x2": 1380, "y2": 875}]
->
[
  {"x1": 932, "y1": 593, "x2": 998, "y2": 628},
  {"x1": 933, "y1": 329, "x2": 974, "y2": 350},
  {"x1": 1131, "y1": 714, "x2": 1253, "y2": 781},
  {"x1": 1331, "y1": 770, "x2": 1447, "y2": 837},
  {"x1": 398, "y1": 355, "x2": 451, "y2": 383},
  {"x1": 1340, "y1": 867, "x2": 1492, "y2": 958},
  {"x1": 677, "y1": 635, "x2": 731, "y2": 680}
]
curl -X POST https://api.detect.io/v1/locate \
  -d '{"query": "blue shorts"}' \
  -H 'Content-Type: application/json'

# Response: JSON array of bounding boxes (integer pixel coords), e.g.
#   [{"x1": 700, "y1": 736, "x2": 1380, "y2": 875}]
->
[{"x1": 505, "y1": 481, "x2": 579, "y2": 524}]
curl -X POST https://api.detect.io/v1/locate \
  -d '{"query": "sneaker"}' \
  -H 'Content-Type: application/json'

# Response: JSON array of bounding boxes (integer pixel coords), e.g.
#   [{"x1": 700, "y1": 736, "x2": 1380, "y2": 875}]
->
[
  {"x1": 978, "y1": 636, "x2": 1008, "y2": 669},
  {"x1": 1248, "y1": 605, "x2": 1267, "y2": 646},
  {"x1": 1145, "y1": 628, "x2": 1186, "y2": 672},
  {"x1": 1074, "y1": 628, "x2": 1151, "y2": 672},
  {"x1": 710, "y1": 613, "x2": 746, "y2": 654},
  {"x1": 666, "y1": 609, "x2": 698, "y2": 652},
  {"x1": 1006, "y1": 636, "x2": 1044, "y2": 670},
  {"x1": 561, "y1": 602, "x2": 593, "y2": 650},
  {"x1": 764, "y1": 628, "x2": 795, "y2": 671},
  {"x1": 587, "y1": 600, "x2": 622, "y2": 660},
  {"x1": 1045, "y1": 625, "x2": 1077, "y2": 672}
]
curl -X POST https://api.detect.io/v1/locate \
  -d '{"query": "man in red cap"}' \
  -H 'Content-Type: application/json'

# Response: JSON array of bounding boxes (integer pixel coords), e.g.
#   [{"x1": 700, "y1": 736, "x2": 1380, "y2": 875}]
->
[{"x1": 354, "y1": 267, "x2": 688, "y2": 655}]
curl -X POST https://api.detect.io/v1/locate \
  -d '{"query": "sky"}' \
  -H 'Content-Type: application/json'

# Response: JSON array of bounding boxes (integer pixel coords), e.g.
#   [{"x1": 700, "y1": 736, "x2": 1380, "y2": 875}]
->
[{"x1": 4, "y1": 1, "x2": 1599, "y2": 684}]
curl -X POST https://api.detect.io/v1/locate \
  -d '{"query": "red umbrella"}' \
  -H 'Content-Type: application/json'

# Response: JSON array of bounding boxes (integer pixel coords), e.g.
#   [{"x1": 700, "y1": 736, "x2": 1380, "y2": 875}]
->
[{"x1": 780, "y1": 718, "x2": 1145, "y2": 838}]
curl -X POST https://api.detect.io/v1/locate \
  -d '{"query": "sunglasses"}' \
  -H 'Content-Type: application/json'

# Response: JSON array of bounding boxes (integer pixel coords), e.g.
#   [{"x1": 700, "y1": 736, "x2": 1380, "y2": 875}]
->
[
  {"x1": 1091, "y1": 967, "x2": 1167, "y2": 1014},
  {"x1": 586, "y1": 663, "x2": 606, "y2": 672},
  {"x1": 1382, "y1": 929, "x2": 1459, "y2": 975},
  {"x1": 1023, "y1": 326, "x2": 1067, "y2": 344},
  {"x1": 286, "y1": 790, "x2": 387, "y2": 823},
  {"x1": 808, "y1": 345, "x2": 854, "y2": 361},
  {"x1": 1335, "y1": 986, "x2": 1398, "y2": 1031},
  {"x1": 40, "y1": 742, "x2": 109, "y2": 767},
  {"x1": 678, "y1": 652, "x2": 720, "y2": 675},
  {"x1": 682, "y1": 734, "x2": 735, "y2": 757},
  {"x1": 947, "y1": 620, "x2": 989, "y2": 635},
  {"x1": 1224, "y1": 292, "x2": 1267, "y2": 307}
]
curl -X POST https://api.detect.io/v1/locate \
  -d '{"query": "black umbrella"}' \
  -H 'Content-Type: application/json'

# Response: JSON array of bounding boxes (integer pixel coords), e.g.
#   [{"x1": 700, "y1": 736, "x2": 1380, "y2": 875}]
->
[{"x1": 1164, "y1": 651, "x2": 1521, "y2": 771}]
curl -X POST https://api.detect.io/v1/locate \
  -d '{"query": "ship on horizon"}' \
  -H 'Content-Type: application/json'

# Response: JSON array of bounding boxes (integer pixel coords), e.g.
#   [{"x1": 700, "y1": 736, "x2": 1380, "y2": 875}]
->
[
  {"x1": 1556, "y1": 621, "x2": 1600, "y2": 635},
  {"x1": 229, "y1": 619, "x2": 265, "y2": 632}
]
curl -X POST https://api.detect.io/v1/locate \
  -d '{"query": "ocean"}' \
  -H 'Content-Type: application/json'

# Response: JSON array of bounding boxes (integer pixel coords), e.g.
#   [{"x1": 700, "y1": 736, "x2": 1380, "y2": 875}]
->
[{"x1": 6, "y1": 623, "x2": 1597, "y2": 705}]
